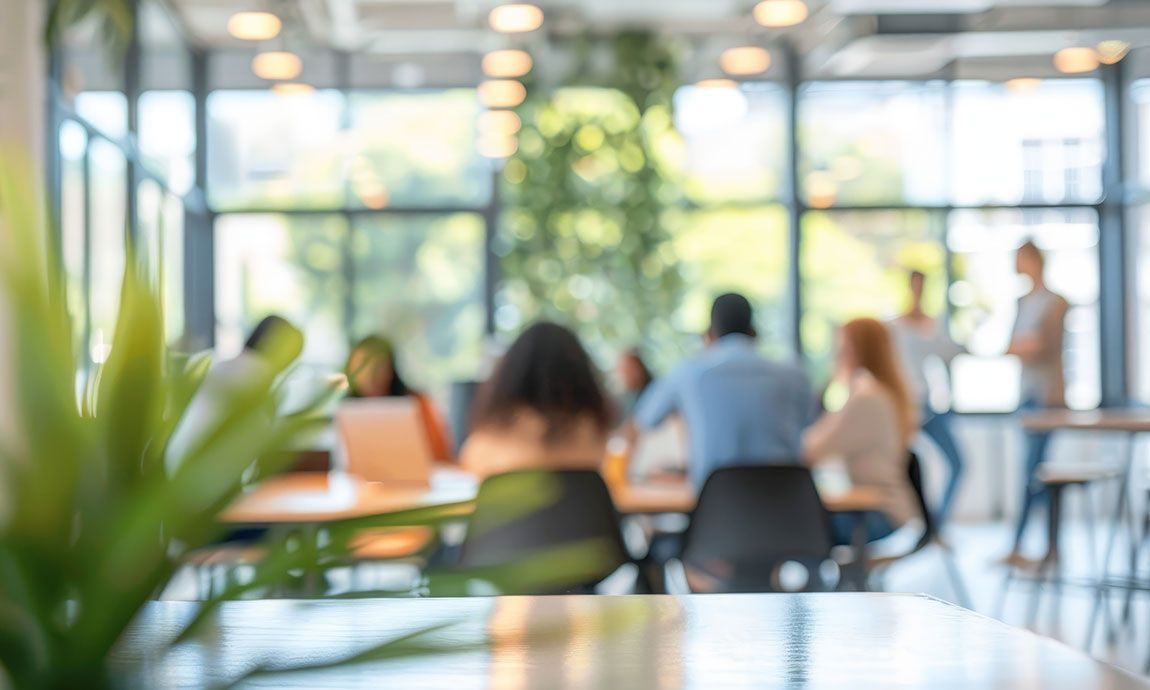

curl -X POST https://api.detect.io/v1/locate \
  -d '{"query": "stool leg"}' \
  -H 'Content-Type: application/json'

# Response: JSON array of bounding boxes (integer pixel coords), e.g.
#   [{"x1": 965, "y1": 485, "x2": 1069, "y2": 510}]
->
[{"x1": 1029, "y1": 485, "x2": 1064, "y2": 629}]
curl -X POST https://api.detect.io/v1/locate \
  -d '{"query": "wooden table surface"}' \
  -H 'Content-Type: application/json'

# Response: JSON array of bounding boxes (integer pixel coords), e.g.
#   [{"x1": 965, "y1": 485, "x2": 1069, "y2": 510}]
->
[
  {"x1": 221, "y1": 469, "x2": 885, "y2": 525},
  {"x1": 1022, "y1": 408, "x2": 1150, "y2": 433},
  {"x1": 115, "y1": 593, "x2": 1148, "y2": 689}
]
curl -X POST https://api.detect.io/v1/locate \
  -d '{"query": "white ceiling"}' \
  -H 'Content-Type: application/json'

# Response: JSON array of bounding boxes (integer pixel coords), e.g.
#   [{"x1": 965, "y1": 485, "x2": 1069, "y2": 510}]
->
[{"x1": 170, "y1": 0, "x2": 1150, "y2": 80}]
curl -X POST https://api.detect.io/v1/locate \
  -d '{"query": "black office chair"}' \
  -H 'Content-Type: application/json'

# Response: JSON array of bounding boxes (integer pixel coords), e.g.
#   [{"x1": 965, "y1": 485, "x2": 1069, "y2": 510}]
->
[
  {"x1": 667, "y1": 465, "x2": 837, "y2": 593},
  {"x1": 867, "y1": 452, "x2": 971, "y2": 608},
  {"x1": 451, "y1": 469, "x2": 636, "y2": 595}
]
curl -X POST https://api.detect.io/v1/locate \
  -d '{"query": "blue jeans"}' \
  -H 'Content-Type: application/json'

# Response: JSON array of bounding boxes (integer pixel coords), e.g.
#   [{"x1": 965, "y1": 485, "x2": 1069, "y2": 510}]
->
[
  {"x1": 921, "y1": 408, "x2": 965, "y2": 527},
  {"x1": 831, "y1": 511, "x2": 896, "y2": 546},
  {"x1": 1013, "y1": 399, "x2": 1053, "y2": 549}
]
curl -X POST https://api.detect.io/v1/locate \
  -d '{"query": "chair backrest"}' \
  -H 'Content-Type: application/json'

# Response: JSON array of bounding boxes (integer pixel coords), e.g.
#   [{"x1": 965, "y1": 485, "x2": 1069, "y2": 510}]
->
[
  {"x1": 457, "y1": 469, "x2": 631, "y2": 593},
  {"x1": 680, "y1": 464, "x2": 834, "y2": 588}
]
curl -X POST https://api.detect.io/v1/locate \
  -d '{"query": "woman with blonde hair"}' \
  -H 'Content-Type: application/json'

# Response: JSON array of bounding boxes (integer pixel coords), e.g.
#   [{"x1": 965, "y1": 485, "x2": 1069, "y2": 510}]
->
[{"x1": 804, "y1": 317, "x2": 921, "y2": 544}]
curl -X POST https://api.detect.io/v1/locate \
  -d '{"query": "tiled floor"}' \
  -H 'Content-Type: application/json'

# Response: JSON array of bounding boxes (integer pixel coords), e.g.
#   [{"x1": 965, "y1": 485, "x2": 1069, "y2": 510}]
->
[{"x1": 884, "y1": 520, "x2": 1150, "y2": 677}]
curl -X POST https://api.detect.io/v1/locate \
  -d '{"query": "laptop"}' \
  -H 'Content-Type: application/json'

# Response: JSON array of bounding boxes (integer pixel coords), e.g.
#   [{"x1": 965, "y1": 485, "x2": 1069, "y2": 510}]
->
[{"x1": 334, "y1": 398, "x2": 434, "y2": 485}]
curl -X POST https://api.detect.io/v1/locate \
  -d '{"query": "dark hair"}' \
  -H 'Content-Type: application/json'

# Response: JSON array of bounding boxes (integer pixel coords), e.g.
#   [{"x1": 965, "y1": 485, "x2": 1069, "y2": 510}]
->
[
  {"x1": 471, "y1": 322, "x2": 613, "y2": 441},
  {"x1": 622, "y1": 347, "x2": 654, "y2": 392},
  {"x1": 347, "y1": 335, "x2": 411, "y2": 397},
  {"x1": 709, "y1": 293, "x2": 755, "y2": 338},
  {"x1": 245, "y1": 315, "x2": 293, "y2": 353}
]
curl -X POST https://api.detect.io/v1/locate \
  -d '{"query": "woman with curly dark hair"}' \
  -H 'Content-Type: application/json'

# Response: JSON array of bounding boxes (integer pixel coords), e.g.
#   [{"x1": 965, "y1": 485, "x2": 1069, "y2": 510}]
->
[{"x1": 461, "y1": 322, "x2": 614, "y2": 477}]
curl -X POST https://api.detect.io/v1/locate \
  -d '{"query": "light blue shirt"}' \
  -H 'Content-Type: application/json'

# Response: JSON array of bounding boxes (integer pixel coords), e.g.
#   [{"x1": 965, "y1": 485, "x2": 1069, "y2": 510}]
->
[{"x1": 634, "y1": 335, "x2": 816, "y2": 488}]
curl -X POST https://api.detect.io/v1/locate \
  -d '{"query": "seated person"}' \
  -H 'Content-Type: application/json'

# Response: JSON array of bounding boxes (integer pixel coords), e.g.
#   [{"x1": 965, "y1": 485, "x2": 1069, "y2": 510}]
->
[
  {"x1": 616, "y1": 348, "x2": 654, "y2": 420},
  {"x1": 346, "y1": 335, "x2": 453, "y2": 462},
  {"x1": 460, "y1": 322, "x2": 613, "y2": 477},
  {"x1": 633, "y1": 293, "x2": 816, "y2": 489},
  {"x1": 803, "y1": 318, "x2": 921, "y2": 545}
]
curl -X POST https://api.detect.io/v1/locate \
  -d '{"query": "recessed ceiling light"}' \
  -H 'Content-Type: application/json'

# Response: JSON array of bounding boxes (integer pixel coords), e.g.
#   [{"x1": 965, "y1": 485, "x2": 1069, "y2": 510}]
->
[
  {"x1": 489, "y1": 4, "x2": 544, "y2": 34},
  {"x1": 1053, "y1": 47, "x2": 1099, "y2": 74},
  {"x1": 1097, "y1": 40, "x2": 1130, "y2": 65},
  {"x1": 272, "y1": 82, "x2": 314, "y2": 96},
  {"x1": 478, "y1": 80, "x2": 527, "y2": 108},
  {"x1": 1005, "y1": 77, "x2": 1042, "y2": 92},
  {"x1": 478, "y1": 135, "x2": 519, "y2": 158},
  {"x1": 753, "y1": 0, "x2": 808, "y2": 29},
  {"x1": 720, "y1": 46, "x2": 772, "y2": 76},
  {"x1": 478, "y1": 110, "x2": 523, "y2": 136},
  {"x1": 483, "y1": 49, "x2": 534, "y2": 78},
  {"x1": 695, "y1": 78, "x2": 740, "y2": 89},
  {"x1": 252, "y1": 51, "x2": 302, "y2": 81},
  {"x1": 227, "y1": 11, "x2": 282, "y2": 41}
]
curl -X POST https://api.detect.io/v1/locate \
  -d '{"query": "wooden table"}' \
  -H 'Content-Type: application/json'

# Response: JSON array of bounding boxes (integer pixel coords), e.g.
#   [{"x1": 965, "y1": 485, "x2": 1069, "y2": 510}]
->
[
  {"x1": 222, "y1": 469, "x2": 885, "y2": 525},
  {"x1": 115, "y1": 593, "x2": 1147, "y2": 689}
]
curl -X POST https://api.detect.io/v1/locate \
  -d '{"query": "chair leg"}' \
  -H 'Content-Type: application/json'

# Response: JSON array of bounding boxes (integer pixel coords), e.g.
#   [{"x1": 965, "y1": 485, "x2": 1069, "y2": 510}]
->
[{"x1": 938, "y1": 541, "x2": 972, "y2": 609}]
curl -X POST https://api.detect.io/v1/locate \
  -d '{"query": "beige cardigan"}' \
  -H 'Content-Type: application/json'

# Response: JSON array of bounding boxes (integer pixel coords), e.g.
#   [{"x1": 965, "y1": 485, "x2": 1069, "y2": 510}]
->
[
  {"x1": 802, "y1": 375, "x2": 919, "y2": 527},
  {"x1": 460, "y1": 409, "x2": 608, "y2": 478}
]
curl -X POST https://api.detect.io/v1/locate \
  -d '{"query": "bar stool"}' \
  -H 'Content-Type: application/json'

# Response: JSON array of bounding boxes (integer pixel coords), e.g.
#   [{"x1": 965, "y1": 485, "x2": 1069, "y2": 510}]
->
[{"x1": 1003, "y1": 465, "x2": 1118, "y2": 629}]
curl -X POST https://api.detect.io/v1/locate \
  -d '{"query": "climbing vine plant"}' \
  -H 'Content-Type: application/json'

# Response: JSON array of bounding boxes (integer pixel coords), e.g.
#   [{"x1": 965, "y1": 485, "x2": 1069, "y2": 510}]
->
[{"x1": 496, "y1": 31, "x2": 687, "y2": 359}]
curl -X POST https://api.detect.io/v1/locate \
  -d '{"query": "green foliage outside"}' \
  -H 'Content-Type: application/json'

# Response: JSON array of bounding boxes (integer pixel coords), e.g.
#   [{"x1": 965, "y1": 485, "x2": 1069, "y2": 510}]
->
[{"x1": 497, "y1": 32, "x2": 690, "y2": 364}]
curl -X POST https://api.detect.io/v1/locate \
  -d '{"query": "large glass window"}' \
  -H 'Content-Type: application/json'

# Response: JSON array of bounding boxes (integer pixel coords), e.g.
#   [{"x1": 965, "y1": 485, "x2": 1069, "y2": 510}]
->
[
  {"x1": 671, "y1": 83, "x2": 787, "y2": 204},
  {"x1": 798, "y1": 82, "x2": 947, "y2": 207},
  {"x1": 207, "y1": 91, "x2": 346, "y2": 210},
  {"x1": 139, "y1": 91, "x2": 195, "y2": 195},
  {"x1": 351, "y1": 214, "x2": 486, "y2": 390},
  {"x1": 951, "y1": 80, "x2": 1104, "y2": 205},
  {"x1": 88, "y1": 138, "x2": 128, "y2": 363},
  {"x1": 800, "y1": 210, "x2": 947, "y2": 380},
  {"x1": 948, "y1": 208, "x2": 1100, "y2": 411},
  {"x1": 214, "y1": 214, "x2": 349, "y2": 365},
  {"x1": 347, "y1": 91, "x2": 490, "y2": 208},
  {"x1": 667, "y1": 206, "x2": 791, "y2": 358},
  {"x1": 60, "y1": 121, "x2": 88, "y2": 353}
]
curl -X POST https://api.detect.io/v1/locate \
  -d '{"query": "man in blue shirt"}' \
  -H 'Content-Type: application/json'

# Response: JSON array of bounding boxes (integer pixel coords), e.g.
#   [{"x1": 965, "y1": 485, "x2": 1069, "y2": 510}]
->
[{"x1": 634, "y1": 293, "x2": 816, "y2": 489}]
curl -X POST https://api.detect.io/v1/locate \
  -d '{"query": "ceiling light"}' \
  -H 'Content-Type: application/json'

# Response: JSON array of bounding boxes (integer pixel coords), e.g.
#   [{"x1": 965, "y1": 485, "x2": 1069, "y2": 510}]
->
[
  {"x1": 1005, "y1": 77, "x2": 1042, "y2": 92},
  {"x1": 478, "y1": 135, "x2": 519, "y2": 159},
  {"x1": 478, "y1": 80, "x2": 527, "y2": 108},
  {"x1": 489, "y1": 4, "x2": 544, "y2": 33},
  {"x1": 252, "y1": 51, "x2": 303, "y2": 81},
  {"x1": 695, "y1": 78, "x2": 740, "y2": 89},
  {"x1": 483, "y1": 49, "x2": 534, "y2": 78},
  {"x1": 753, "y1": 0, "x2": 809, "y2": 28},
  {"x1": 272, "y1": 82, "x2": 314, "y2": 96},
  {"x1": 1053, "y1": 47, "x2": 1099, "y2": 74},
  {"x1": 1097, "y1": 40, "x2": 1130, "y2": 65},
  {"x1": 478, "y1": 110, "x2": 523, "y2": 136},
  {"x1": 227, "y1": 11, "x2": 282, "y2": 41},
  {"x1": 720, "y1": 46, "x2": 772, "y2": 76}
]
